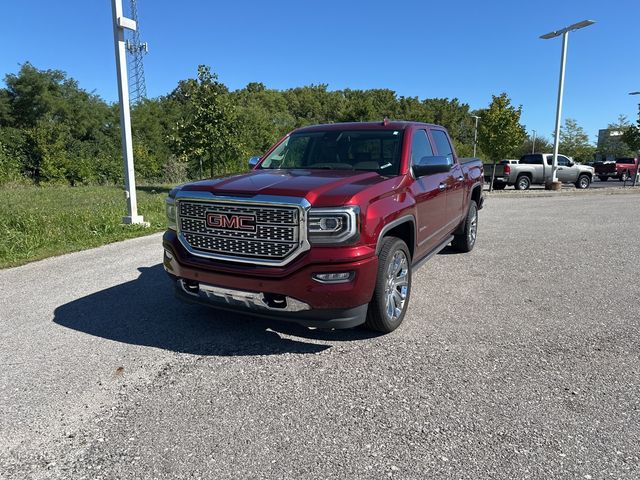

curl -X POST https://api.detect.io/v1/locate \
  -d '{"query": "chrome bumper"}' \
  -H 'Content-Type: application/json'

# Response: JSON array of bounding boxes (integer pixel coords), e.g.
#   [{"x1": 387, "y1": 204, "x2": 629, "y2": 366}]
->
[{"x1": 177, "y1": 280, "x2": 311, "y2": 313}]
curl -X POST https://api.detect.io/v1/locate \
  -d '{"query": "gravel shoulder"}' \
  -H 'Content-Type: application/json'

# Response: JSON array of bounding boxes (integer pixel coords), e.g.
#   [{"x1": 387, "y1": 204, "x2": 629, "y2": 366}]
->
[{"x1": 1, "y1": 194, "x2": 639, "y2": 479}]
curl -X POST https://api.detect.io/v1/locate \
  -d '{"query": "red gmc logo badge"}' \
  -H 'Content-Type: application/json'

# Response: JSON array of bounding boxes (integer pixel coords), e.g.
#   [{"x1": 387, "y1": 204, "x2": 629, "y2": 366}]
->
[{"x1": 206, "y1": 213, "x2": 256, "y2": 231}]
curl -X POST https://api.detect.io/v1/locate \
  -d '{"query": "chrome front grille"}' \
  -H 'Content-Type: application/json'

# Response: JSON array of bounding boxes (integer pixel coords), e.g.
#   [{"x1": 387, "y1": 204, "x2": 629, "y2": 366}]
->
[{"x1": 176, "y1": 196, "x2": 308, "y2": 265}]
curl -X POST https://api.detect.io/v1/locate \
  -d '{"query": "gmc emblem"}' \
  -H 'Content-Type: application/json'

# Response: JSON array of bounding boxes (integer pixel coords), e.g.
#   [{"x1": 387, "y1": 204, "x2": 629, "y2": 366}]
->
[{"x1": 207, "y1": 213, "x2": 256, "y2": 232}]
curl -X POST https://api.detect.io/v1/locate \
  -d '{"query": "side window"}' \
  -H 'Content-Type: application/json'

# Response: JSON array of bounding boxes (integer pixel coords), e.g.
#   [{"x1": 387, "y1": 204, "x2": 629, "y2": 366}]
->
[
  {"x1": 431, "y1": 130, "x2": 454, "y2": 162},
  {"x1": 522, "y1": 154, "x2": 543, "y2": 165},
  {"x1": 410, "y1": 130, "x2": 434, "y2": 165},
  {"x1": 557, "y1": 156, "x2": 569, "y2": 166}
]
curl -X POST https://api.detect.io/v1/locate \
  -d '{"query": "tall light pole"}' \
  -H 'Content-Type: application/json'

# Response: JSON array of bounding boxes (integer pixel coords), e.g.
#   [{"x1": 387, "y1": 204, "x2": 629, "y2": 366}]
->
[
  {"x1": 540, "y1": 20, "x2": 595, "y2": 190},
  {"x1": 111, "y1": 0, "x2": 147, "y2": 225},
  {"x1": 471, "y1": 115, "x2": 480, "y2": 157},
  {"x1": 532, "y1": 129, "x2": 537, "y2": 154},
  {"x1": 629, "y1": 91, "x2": 640, "y2": 186}
]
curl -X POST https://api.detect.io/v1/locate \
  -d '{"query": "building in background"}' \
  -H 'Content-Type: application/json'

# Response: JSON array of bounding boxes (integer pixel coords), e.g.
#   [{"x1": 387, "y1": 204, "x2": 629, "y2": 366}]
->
[{"x1": 596, "y1": 128, "x2": 632, "y2": 161}]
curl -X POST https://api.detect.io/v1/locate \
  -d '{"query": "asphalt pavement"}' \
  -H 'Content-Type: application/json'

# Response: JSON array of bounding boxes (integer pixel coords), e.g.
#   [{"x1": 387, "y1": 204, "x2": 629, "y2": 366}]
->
[{"x1": 1, "y1": 191, "x2": 639, "y2": 479}]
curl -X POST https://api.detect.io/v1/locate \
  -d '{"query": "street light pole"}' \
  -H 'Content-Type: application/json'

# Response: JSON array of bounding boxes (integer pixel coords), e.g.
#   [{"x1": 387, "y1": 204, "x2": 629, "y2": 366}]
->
[
  {"x1": 532, "y1": 129, "x2": 537, "y2": 153},
  {"x1": 471, "y1": 115, "x2": 480, "y2": 157},
  {"x1": 629, "y1": 92, "x2": 640, "y2": 186},
  {"x1": 540, "y1": 20, "x2": 595, "y2": 190},
  {"x1": 111, "y1": 0, "x2": 147, "y2": 225}
]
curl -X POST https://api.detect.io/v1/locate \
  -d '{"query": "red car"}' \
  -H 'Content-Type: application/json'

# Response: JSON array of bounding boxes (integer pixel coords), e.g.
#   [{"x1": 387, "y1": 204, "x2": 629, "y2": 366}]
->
[
  {"x1": 163, "y1": 121, "x2": 483, "y2": 333},
  {"x1": 595, "y1": 158, "x2": 639, "y2": 182}
]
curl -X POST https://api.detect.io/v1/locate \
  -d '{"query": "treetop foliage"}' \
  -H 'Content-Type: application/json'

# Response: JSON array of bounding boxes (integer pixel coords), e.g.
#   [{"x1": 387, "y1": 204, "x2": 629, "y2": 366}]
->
[{"x1": 1, "y1": 62, "x2": 618, "y2": 186}]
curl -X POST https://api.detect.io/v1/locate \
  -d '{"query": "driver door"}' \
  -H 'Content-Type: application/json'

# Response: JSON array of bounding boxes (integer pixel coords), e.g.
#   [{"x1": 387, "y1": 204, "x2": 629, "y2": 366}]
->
[
  {"x1": 408, "y1": 129, "x2": 449, "y2": 258},
  {"x1": 556, "y1": 155, "x2": 577, "y2": 182}
]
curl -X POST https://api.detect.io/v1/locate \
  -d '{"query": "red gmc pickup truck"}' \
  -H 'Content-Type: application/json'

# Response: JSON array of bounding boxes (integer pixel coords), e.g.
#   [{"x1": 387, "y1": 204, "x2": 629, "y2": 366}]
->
[{"x1": 163, "y1": 120, "x2": 484, "y2": 333}]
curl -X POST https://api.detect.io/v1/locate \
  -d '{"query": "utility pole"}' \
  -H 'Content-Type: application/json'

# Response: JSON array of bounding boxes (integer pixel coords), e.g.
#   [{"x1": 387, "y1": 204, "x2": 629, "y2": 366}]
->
[
  {"x1": 471, "y1": 115, "x2": 480, "y2": 157},
  {"x1": 111, "y1": 0, "x2": 147, "y2": 225},
  {"x1": 532, "y1": 130, "x2": 537, "y2": 153}
]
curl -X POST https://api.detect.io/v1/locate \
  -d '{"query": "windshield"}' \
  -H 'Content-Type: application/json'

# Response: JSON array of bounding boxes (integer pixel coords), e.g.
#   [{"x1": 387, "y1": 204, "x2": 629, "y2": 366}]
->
[{"x1": 259, "y1": 129, "x2": 405, "y2": 175}]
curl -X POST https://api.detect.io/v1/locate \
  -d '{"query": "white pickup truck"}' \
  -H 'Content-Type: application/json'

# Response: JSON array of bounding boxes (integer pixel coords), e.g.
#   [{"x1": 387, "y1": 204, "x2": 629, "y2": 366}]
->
[{"x1": 492, "y1": 153, "x2": 595, "y2": 190}]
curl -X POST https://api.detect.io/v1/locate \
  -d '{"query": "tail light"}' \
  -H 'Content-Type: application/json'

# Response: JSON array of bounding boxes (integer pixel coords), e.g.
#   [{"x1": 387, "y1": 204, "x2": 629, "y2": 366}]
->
[{"x1": 504, "y1": 164, "x2": 511, "y2": 175}]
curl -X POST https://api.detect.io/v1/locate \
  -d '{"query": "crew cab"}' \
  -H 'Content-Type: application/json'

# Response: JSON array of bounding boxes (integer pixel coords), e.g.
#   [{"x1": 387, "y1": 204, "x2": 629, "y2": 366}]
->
[
  {"x1": 163, "y1": 121, "x2": 484, "y2": 333},
  {"x1": 594, "y1": 158, "x2": 639, "y2": 182},
  {"x1": 492, "y1": 153, "x2": 594, "y2": 190}
]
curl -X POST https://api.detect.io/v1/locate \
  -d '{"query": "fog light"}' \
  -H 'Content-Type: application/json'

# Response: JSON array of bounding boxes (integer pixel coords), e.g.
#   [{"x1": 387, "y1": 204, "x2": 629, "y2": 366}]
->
[
  {"x1": 313, "y1": 272, "x2": 353, "y2": 283},
  {"x1": 164, "y1": 249, "x2": 174, "y2": 261}
]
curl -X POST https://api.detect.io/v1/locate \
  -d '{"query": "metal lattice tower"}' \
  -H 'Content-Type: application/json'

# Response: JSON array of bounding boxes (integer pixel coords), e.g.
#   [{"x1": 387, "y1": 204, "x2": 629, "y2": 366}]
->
[{"x1": 125, "y1": 0, "x2": 148, "y2": 104}]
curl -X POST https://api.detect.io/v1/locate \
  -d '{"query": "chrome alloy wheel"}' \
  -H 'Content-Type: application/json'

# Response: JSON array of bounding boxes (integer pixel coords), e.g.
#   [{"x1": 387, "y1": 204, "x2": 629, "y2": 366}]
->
[
  {"x1": 384, "y1": 250, "x2": 409, "y2": 321},
  {"x1": 468, "y1": 209, "x2": 478, "y2": 246}
]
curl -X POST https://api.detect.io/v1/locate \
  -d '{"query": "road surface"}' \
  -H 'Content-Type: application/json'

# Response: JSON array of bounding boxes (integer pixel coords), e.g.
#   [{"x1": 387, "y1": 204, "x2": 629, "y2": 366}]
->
[{"x1": 1, "y1": 191, "x2": 639, "y2": 479}]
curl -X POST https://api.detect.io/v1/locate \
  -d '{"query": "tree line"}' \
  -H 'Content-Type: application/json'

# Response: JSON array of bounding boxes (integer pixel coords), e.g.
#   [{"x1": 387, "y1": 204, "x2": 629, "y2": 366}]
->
[{"x1": 0, "y1": 62, "x2": 636, "y2": 186}]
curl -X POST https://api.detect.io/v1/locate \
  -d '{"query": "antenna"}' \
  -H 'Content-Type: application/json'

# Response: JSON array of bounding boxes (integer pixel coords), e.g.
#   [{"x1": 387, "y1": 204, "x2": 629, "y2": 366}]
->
[{"x1": 125, "y1": 0, "x2": 148, "y2": 104}]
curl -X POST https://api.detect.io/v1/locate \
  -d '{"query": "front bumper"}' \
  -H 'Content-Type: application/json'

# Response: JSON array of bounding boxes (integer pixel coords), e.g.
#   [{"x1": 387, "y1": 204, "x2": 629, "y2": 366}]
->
[{"x1": 162, "y1": 230, "x2": 378, "y2": 328}]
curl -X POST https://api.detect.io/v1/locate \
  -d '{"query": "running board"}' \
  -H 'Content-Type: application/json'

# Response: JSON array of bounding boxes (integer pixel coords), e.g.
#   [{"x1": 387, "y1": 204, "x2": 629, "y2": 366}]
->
[{"x1": 412, "y1": 235, "x2": 454, "y2": 271}]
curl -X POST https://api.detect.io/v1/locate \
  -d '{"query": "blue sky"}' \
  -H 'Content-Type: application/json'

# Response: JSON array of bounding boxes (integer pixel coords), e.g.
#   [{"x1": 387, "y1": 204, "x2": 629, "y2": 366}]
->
[{"x1": 2, "y1": 0, "x2": 638, "y2": 143}]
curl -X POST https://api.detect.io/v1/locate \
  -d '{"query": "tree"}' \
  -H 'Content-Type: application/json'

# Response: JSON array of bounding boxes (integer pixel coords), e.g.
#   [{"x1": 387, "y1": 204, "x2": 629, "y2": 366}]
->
[
  {"x1": 622, "y1": 106, "x2": 640, "y2": 185},
  {"x1": 517, "y1": 133, "x2": 553, "y2": 158},
  {"x1": 599, "y1": 114, "x2": 635, "y2": 158},
  {"x1": 477, "y1": 93, "x2": 527, "y2": 190},
  {"x1": 559, "y1": 118, "x2": 595, "y2": 163},
  {"x1": 170, "y1": 65, "x2": 246, "y2": 178}
]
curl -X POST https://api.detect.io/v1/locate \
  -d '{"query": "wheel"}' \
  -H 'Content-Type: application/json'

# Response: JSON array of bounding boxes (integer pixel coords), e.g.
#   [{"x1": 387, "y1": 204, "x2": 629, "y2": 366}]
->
[
  {"x1": 599, "y1": 176, "x2": 608, "y2": 182},
  {"x1": 492, "y1": 181, "x2": 506, "y2": 190},
  {"x1": 452, "y1": 200, "x2": 478, "y2": 253},
  {"x1": 515, "y1": 175, "x2": 531, "y2": 190},
  {"x1": 620, "y1": 171, "x2": 629, "y2": 182},
  {"x1": 575, "y1": 174, "x2": 591, "y2": 189},
  {"x1": 365, "y1": 237, "x2": 412, "y2": 333}
]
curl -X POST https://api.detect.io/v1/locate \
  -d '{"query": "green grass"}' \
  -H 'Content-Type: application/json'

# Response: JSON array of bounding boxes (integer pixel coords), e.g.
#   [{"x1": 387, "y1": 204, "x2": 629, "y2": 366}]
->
[{"x1": 0, "y1": 185, "x2": 170, "y2": 268}]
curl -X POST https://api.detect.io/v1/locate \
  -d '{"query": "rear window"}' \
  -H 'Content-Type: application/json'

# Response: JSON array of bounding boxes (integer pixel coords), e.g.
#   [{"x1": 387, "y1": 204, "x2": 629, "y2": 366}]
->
[{"x1": 520, "y1": 154, "x2": 543, "y2": 165}]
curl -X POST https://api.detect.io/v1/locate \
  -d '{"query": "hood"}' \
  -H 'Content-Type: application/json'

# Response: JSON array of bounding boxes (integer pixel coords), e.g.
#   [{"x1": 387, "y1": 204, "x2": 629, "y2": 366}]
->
[{"x1": 178, "y1": 169, "x2": 391, "y2": 206}]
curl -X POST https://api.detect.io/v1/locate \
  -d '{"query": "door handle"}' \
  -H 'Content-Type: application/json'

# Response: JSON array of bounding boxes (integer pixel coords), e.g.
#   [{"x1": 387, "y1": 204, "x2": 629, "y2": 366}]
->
[
  {"x1": 457, "y1": 176, "x2": 464, "y2": 182},
  {"x1": 438, "y1": 183, "x2": 446, "y2": 191}
]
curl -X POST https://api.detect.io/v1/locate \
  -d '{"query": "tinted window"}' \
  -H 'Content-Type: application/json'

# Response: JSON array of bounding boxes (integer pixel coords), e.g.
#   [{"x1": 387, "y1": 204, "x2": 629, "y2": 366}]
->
[
  {"x1": 616, "y1": 158, "x2": 634, "y2": 164},
  {"x1": 431, "y1": 130, "x2": 454, "y2": 161},
  {"x1": 557, "y1": 156, "x2": 570, "y2": 166},
  {"x1": 410, "y1": 130, "x2": 434, "y2": 165},
  {"x1": 520, "y1": 154, "x2": 543, "y2": 165}
]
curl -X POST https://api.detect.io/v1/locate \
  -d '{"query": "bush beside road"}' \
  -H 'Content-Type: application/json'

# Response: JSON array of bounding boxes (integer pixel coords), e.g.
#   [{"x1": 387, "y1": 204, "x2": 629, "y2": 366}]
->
[{"x1": 1, "y1": 193, "x2": 639, "y2": 478}]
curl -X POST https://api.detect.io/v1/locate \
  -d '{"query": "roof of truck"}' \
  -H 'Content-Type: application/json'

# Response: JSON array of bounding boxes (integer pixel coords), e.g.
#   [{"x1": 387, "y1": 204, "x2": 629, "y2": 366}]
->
[{"x1": 294, "y1": 120, "x2": 441, "y2": 133}]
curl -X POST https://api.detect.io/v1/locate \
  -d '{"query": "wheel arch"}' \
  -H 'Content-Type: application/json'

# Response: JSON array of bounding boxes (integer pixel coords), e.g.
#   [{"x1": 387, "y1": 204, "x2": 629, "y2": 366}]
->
[{"x1": 375, "y1": 215, "x2": 416, "y2": 259}]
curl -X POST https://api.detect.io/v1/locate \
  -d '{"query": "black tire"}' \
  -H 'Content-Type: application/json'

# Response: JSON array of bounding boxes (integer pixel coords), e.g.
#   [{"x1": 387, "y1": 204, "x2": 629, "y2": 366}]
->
[
  {"x1": 492, "y1": 181, "x2": 506, "y2": 190},
  {"x1": 365, "y1": 237, "x2": 412, "y2": 333},
  {"x1": 575, "y1": 174, "x2": 591, "y2": 189},
  {"x1": 515, "y1": 175, "x2": 531, "y2": 190},
  {"x1": 452, "y1": 200, "x2": 478, "y2": 253},
  {"x1": 599, "y1": 176, "x2": 608, "y2": 182},
  {"x1": 620, "y1": 171, "x2": 629, "y2": 182}
]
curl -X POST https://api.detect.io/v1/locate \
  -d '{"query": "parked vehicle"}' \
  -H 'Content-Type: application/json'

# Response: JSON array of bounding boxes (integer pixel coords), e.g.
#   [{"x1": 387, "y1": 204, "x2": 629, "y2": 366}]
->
[
  {"x1": 594, "y1": 158, "x2": 639, "y2": 182},
  {"x1": 163, "y1": 121, "x2": 484, "y2": 333},
  {"x1": 484, "y1": 159, "x2": 519, "y2": 190},
  {"x1": 491, "y1": 153, "x2": 594, "y2": 190}
]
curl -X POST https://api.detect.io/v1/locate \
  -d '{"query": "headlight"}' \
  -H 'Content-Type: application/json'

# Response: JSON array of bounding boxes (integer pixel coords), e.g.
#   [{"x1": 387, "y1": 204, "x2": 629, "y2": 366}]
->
[
  {"x1": 166, "y1": 198, "x2": 177, "y2": 231},
  {"x1": 307, "y1": 206, "x2": 359, "y2": 244}
]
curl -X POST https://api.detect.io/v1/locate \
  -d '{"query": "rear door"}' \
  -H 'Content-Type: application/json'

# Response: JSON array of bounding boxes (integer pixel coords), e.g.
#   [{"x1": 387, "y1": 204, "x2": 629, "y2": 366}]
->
[
  {"x1": 430, "y1": 129, "x2": 465, "y2": 228},
  {"x1": 408, "y1": 129, "x2": 449, "y2": 257}
]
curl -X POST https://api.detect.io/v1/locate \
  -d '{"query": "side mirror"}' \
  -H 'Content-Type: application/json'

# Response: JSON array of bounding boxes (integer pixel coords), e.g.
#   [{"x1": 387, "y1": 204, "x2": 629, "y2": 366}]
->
[
  {"x1": 248, "y1": 156, "x2": 261, "y2": 169},
  {"x1": 413, "y1": 155, "x2": 452, "y2": 177}
]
